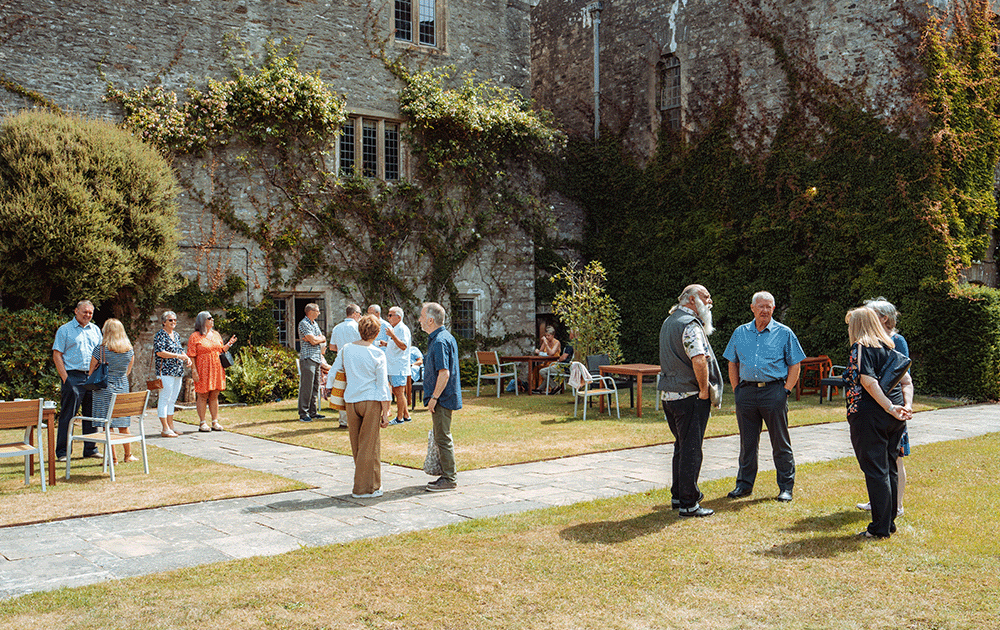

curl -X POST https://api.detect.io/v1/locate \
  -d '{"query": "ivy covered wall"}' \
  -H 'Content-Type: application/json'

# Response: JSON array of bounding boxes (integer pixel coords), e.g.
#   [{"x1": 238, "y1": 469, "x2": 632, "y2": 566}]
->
[{"x1": 554, "y1": 0, "x2": 1000, "y2": 399}]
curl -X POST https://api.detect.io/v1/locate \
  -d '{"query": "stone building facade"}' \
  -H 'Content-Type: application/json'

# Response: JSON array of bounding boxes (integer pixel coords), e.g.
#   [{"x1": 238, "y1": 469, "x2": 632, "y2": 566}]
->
[
  {"x1": 1, "y1": 0, "x2": 546, "y2": 378},
  {"x1": 530, "y1": 0, "x2": 956, "y2": 160}
]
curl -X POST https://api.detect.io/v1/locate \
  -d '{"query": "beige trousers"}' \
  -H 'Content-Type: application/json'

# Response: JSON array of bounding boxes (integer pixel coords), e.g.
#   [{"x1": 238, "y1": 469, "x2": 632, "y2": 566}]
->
[{"x1": 345, "y1": 400, "x2": 383, "y2": 495}]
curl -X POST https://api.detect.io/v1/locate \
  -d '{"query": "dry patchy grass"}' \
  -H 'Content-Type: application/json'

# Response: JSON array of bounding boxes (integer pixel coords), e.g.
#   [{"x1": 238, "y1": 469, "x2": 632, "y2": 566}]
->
[
  {"x1": 203, "y1": 389, "x2": 959, "y2": 470},
  {"x1": 1, "y1": 433, "x2": 996, "y2": 629},
  {"x1": 0, "y1": 445, "x2": 307, "y2": 527}
]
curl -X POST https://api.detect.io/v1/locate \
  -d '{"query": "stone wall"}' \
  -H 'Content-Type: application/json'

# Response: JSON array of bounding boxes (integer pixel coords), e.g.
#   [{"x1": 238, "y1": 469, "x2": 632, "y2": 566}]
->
[
  {"x1": 1, "y1": 0, "x2": 543, "y2": 352},
  {"x1": 530, "y1": 0, "x2": 959, "y2": 162}
]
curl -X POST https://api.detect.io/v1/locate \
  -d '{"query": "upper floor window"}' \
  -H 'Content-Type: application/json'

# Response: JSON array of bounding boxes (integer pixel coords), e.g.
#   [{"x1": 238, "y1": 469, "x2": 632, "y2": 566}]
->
[
  {"x1": 658, "y1": 55, "x2": 681, "y2": 130},
  {"x1": 339, "y1": 116, "x2": 401, "y2": 181},
  {"x1": 395, "y1": 0, "x2": 438, "y2": 48}
]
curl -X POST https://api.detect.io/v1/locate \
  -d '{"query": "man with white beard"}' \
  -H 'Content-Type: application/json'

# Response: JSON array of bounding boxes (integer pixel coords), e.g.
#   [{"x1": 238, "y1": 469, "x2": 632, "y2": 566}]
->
[
  {"x1": 722, "y1": 291, "x2": 806, "y2": 503},
  {"x1": 657, "y1": 284, "x2": 724, "y2": 518}
]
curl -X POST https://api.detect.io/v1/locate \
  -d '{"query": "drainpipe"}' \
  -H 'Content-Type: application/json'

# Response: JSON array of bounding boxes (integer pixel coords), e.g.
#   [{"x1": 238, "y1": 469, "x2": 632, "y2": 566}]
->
[{"x1": 587, "y1": 2, "x2": 603, "y2": 139}]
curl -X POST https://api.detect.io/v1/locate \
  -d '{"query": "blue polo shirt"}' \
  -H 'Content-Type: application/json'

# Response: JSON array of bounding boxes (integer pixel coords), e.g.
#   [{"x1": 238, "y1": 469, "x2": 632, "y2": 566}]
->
[
  {"x1": 423, "y1": 326, "x2": 462, "y2": 411},
  {"x1": 723, "y1": 319, "x2": 806, "y2": 383},
  {"x1": 52, "y1": 318, "x2": 103, "y2": 372}
]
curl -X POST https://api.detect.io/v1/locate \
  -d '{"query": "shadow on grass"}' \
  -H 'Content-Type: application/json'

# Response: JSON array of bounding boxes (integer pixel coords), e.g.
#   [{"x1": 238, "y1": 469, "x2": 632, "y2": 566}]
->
[
  {"x1": 559, "y1": 503, "x2": 679, "y2": 544},
  {"x1": 758, "y1": 510, "x2": 873, "y2": 558}
]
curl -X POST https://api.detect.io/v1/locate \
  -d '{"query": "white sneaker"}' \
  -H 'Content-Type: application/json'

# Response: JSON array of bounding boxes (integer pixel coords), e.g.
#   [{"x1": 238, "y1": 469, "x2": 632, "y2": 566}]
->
[
  {"x1": 897, "y1": 507, "x2": 904, "y2": 517},
  {"x1": 351, "y1": 489, "x2": 383, "y2": 499},
  {"x1": 856, "y1": 502, "x2": 871, "y2": 511}
]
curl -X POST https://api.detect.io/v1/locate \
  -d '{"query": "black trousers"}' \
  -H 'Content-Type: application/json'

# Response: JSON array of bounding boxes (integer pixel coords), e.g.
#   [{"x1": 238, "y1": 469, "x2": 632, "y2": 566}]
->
[
  {"x1": 733, "y1": 381, "x2": 795, "y2": 492},
  {"x1": 849, "y1": 410, "x2": 906, "y2": 537},
  {"x1": 56, "y1": 370, "x2": 98, "y2": 458},
  {"x1": 663, "y1": 395, "x2": 711, "y2": 509}
]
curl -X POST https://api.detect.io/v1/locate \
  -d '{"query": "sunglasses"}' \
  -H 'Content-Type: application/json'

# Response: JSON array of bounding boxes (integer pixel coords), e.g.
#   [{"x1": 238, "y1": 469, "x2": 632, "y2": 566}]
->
[{"x1": 165, "y1": 319, "x2": 177, "y2": 323}]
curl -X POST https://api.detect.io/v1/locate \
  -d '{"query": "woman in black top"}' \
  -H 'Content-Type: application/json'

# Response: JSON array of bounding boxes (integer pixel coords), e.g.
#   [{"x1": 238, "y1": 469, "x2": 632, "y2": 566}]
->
[{"x1": 844, "y1": 307, "x2": 914, "y2": 539}]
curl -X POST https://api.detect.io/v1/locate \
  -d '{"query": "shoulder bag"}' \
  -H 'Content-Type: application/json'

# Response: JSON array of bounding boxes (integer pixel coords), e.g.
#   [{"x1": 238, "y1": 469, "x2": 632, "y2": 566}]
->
[
  {"x1": 859, "y1": 344, "x2": 911, "y2": 394},
  {"x1": 146, "y1": 338, "x2": 164, "y2": 390},
  {"x1": 82, "y1": 346, "x2": 109, "y2": 391}
]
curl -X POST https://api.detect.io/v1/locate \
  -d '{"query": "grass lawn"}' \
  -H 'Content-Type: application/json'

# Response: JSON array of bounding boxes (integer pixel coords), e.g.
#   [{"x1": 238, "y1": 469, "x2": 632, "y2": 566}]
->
[
  {"x1": 0, "y1": 443, "x2": 308, "y2": 528},
  {"x1": 1, "y1": 432, "x2": 995, "y2": 629},
  {"x1": 197, "y1": 387, "x2": 961, "y2": 470}
]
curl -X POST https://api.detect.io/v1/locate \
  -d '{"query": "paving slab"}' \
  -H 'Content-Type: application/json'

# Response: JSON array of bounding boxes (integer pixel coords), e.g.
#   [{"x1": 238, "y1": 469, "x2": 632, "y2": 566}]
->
[{"x1": 1, "y1": 403, "x2": 998, "y2": 599}]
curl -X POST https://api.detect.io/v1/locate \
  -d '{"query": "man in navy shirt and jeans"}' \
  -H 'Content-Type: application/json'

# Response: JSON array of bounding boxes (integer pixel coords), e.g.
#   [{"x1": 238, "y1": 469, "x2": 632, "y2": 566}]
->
[
  {"x1": 723, "y1": 291, "x2": 806, "y2": 502},
  {"x1": 419, "y1": 301, "x2": 462, "y2": 492}
]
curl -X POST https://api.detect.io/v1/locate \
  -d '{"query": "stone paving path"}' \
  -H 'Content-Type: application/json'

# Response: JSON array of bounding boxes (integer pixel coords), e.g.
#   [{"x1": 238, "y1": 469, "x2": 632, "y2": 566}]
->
[{"x1": 2, "y1": 403, "x2": 998, "y2": 600}]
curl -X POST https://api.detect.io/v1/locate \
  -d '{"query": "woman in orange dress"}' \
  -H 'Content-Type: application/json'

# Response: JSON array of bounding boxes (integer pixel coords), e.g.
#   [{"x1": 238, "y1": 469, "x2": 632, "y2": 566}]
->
[{"x1": 187, "y1": 311, "x2": 236, "y2": 432}]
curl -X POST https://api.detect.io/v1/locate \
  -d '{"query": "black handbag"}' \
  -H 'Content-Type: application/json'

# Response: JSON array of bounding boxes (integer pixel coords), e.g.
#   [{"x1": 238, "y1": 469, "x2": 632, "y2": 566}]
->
[
  {"x1": 878, "y1": 348, "x2": 911, "y2": 394},
  {"x1": 82, "y1": 346, "x2": 109, "y2": 391},
  {"x1": 220, "y1": 350, "x2": 234, "y2": 369}
]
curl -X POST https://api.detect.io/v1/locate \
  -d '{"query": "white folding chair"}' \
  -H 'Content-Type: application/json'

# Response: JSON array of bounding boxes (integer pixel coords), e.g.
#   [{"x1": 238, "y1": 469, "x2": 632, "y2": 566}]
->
[
  {"x1": 67, "y1": 390, "x2": 151, "y2": 481},
  {"x1": 475, "y1": 351, "x2": 518, "y2": 397},
  {"x1": 0, "y1": 398, "x2": 46, "y2": 491}
]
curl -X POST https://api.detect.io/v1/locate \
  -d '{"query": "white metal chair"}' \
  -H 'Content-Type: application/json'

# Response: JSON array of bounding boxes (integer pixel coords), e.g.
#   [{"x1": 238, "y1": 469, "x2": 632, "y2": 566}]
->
[
  {"x1": 475, "y1": 351, "x2": 518, "y2": 397},
  {"x1": 67, "y1": 390, "x2": 151, "y2": 481},
  {"x1": 0, "y1": 398, "x2": 46, "y2": 491},
  {"x1": 569, "y1": 361, "x2": 619, "y2": 421}
]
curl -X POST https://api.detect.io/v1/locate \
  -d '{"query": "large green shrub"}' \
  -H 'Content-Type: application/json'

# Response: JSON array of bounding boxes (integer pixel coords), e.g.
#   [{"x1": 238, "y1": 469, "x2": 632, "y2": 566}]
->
[
  {"x1": 0, "y1": 304, "x2": 63, "y2": 401},
  {"x1": 904, "y1": 286, "x2": 1000, "y2": 400},
  {"x1": 215, "y1": 300, "x2": 278, "y2": 358},
  {"x1": 222, "y1": 345, "x2": 299, "y2": 405},
  {"x1": 0, "y1": 110, "x2": 182, "y2": 332}
]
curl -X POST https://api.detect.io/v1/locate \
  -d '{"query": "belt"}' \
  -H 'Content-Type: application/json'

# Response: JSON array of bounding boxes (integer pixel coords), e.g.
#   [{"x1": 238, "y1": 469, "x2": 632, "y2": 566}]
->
[{"x1": 742, "y1": 380, "x2": 779, "y2": 388}]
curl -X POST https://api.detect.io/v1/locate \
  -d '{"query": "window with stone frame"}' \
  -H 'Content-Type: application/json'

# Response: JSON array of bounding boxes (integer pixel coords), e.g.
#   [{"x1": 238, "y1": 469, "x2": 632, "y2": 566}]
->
[
  {"x1": 338, "y1": 116, "x2": 402, "y2": 181},
  {"x1": 394, "y1": 0, "x2": 441, "y2": 48},
  {"x1": 658, "y1": 54, "x2": 682, "y2": 130},
  {"x1": 453, "y1": 297, "x2": 476, "y2": 340}
]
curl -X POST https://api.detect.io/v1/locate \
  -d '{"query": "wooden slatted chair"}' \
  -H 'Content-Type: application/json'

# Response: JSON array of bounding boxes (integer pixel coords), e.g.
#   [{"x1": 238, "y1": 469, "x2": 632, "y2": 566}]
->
[
  {"x1": 66, "y1": 390, "x2": 151, "y2": 482},
  {"x1": 0, "y1": 398, "x2": 46, "y2": 491},
  {"x1": 475, "y1": 351, "x2": 518, "y2": 397}
]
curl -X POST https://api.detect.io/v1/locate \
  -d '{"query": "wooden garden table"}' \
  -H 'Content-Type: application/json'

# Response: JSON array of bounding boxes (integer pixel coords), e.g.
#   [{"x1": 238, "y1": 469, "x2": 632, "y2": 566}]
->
[
  {"x1": 499, "y1": 355, "x2": 556, "y2": 394},
  {"x1": 598, "y1": 363, "x2": 661, "y2": 418}
]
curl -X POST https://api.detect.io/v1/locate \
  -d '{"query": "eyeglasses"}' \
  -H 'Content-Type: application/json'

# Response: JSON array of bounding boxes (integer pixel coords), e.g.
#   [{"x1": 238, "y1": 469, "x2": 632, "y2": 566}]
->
[{"x1": 165, "y1": 319, "x2": 177, "y2": 323}]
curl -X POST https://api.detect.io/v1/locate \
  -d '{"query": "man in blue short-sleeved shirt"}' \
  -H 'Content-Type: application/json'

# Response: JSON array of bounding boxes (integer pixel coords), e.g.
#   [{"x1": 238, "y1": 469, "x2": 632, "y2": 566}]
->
[
  {"x1": 52, "y1": 300, "x2": 103, "y2": 460},
  {"x1": 722, "y1": 291, "x2": 806, "y2": 502},
  {"x1": 419, "y1": 301, "x2": 462, "y2": 492}
]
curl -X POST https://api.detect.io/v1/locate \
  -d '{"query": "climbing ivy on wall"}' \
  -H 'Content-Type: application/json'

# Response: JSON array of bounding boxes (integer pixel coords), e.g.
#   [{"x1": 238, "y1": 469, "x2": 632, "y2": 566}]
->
[
  {"x1": 105, "y1": 34, "x2": 562, "y2": 336},
  {"x1": 561, "y1": 0, "x2": 1000, "y2": 399}
]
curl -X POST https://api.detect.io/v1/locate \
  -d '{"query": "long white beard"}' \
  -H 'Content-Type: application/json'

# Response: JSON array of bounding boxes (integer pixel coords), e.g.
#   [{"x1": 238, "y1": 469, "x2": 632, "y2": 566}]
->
[{"x1": 694, "y1": 297, "x2": 714, "y2": 336}]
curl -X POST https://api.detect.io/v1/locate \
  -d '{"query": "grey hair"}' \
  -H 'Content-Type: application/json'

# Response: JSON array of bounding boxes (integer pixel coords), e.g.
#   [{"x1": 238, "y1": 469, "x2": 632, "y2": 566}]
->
[
  {"x1": 423, "y1": 302, "x2": 446, "y2": 326},
  {"x1": 76, "y1": 300, "x2": 94, "y2": 310},
  {"x1": 304, "y1": 303, "x2": 319, "y2": 313},
  {"x1": 368, "y1": 304, "x2": 382, "y2": 315},
  {"x1": 864, "y1": 297, "x2": 899, "y2": 333},
  {"x1": 677, "y1": 285, "x2": 700, "y2": 304},
  {"x1": 545, "y1": 326, "x2": 555, "y2": 335},
  {"x1": 194, "y1": 311, "x2": 213, "y2": 335},
  {"x1": 389, "y1": 306, "x2": 404, "y2": 318},
  {"x1": 751, "y1": 291, "x2": 775, "y2": 306},
  {"x1": 161, "y1": 310, "x2": 177, "y2": 324}
]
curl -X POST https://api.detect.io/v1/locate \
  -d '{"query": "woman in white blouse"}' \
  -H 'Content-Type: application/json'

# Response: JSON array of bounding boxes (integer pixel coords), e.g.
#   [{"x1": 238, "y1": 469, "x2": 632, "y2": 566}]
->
[{"x1": 331, "y1": 314, "x2": 391, "y2": 498}]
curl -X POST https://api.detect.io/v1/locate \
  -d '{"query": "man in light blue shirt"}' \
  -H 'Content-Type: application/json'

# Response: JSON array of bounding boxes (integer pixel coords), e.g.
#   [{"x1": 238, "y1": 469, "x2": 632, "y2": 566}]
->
[
  {"x1": 52, "y1": 300, "x2": 103, "y2": 460},
  {"x1": 722, "y1": 291, "x2": 806, "y2": 502}
]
